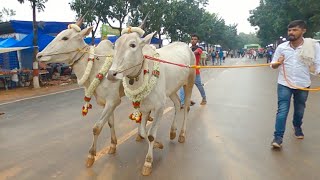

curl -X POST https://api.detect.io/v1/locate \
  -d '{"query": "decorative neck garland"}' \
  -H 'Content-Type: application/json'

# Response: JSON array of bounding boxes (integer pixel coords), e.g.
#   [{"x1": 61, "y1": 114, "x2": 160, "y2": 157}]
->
[
  {"x1": 123, "y1": 54, "x2": 160, "y2": 123},
  {"x1": 78, "y1": 46, "x2": 95, "y2": 86},
  {"x1": 120, "y1": 25, "x2": 161, "y2": 123},
  {"x1": 82, "y1": 55, "x2": 113, "y2": 116},
  {"x1": 65, "y1": 23, "x2": 114, "y2": 116},
  {"x1": 67, "y1": 23, "x2": 94, "y2": 86}
]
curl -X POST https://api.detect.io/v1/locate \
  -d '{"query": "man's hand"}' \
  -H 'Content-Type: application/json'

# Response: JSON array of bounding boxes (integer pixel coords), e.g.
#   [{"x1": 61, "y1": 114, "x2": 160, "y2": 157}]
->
[
  {"x1": 271, "y1": 55, "x2": 284, "y2": 69},
  {"x1": 278, "y1": 55, "x2": 285, "y2": 64}
]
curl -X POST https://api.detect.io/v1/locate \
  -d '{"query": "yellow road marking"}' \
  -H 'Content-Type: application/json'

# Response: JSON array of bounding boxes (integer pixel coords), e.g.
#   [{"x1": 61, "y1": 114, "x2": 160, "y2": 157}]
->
[{"x1": 0, "y1": 166, "x2": 23, "y2": 180}]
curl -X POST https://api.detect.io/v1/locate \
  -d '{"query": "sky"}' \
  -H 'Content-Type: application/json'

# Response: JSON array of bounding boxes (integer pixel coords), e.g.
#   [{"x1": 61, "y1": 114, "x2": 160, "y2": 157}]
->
[
  {"x1": 207, "y1": 0, "x2": 260, "y2": 33},
  {"x1": 1, "y1": 0, "x2": 260, "y2": 34}
]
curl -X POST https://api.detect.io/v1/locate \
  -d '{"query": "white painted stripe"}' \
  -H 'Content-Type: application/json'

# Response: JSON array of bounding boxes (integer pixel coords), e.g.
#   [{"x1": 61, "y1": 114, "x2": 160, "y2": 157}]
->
[
  {"x1": 95, "y1": 106, "x2": 174, "y2": 161},
  {"x1": 0, "y1": 87, "x2": 82, "y2": 106}
]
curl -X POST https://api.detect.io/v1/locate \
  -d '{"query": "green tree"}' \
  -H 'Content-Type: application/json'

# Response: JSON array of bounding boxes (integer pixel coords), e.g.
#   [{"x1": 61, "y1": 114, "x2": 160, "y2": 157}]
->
[
  {"x1": 249, "y1": 0, "x2": 320, "y2": 46},
  {"x1": 220, "y1": 24, "x2": 239, "y2": 50},
  {"x1": 314, "y1": 32, "x2": 320, "y2": 39},
  {"x1": 289, "y1": 0, "x2": 320, "y2": 35},
  {"x1": 103, "y1": 0, "x2": 142, "y2": 34},
  {"x1": 134, "y1": 0, "x2": 169, "y2": 47},
  {"x1": 197, "y1": 12, "x2": 226, "y2": 48},
  {"x1": 0, "y1": 8, "x2": 16, "y2": 22},
  {"x1": 163, "y1": 0, "x2": 205, "y2": 42},
  {"x1": 17, "y1": 0, "x2": 48, "y2": 89},
  {"x1": 237, "y1": 32, "x2": 261, "y2": 48},
  {"x1": 248, "y1": 0, "x2": 284, "y2": 46},
  {"x1": 70, "y1": 0, "x2": 103, "y2": 45},
  {"x1": 70, "y1": 0, "x2": 142, "y2": 38}
]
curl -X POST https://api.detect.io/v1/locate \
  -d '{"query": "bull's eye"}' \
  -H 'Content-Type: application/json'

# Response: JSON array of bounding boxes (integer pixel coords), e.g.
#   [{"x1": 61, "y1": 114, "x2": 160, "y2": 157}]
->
[
  {"x1": 62, "y1": 37, "x2": 69, "y2": 41},
  {"x1": 129, "y1": 43, "x2": 136, "y2": 48}
]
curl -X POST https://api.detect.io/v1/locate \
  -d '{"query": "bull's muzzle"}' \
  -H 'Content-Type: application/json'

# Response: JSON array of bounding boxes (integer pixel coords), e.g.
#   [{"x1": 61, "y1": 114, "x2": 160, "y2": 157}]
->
[{"x1": 107, "y1": 70, "x2": 122, "y2": 81}]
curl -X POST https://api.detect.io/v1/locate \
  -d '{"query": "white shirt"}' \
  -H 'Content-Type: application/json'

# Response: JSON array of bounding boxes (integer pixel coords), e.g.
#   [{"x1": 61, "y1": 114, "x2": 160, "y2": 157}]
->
[
  {"x1": 223, "y1": 51, "x2": 227, "y2": 57},
  {"x1": 271, "y1": 40, "x2": 320, "y2": 88},
  {"x1": 252, "y1": 51, "x2": 257, "y2": 56}
]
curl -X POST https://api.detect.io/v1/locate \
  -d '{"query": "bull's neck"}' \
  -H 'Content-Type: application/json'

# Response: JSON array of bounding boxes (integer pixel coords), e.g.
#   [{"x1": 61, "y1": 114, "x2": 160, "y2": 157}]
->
[
  {"x1": 125, "y1": 60, "x2": 150, "y2": 90},
  {"x1": 72, "y1": 53, "x2": 90, "y2": 87},
  {"x1": 72, "y1": 47, "x2": 107, "y2": 88}
]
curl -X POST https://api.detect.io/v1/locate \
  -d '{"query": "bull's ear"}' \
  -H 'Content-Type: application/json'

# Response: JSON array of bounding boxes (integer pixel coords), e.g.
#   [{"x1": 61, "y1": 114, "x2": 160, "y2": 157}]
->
[
  {"x1": 80, "y1": 27, "x2": 93, "y2": 38},
  {"x1": 142, "y1": 32, "x2": 156, "y2": 46}
]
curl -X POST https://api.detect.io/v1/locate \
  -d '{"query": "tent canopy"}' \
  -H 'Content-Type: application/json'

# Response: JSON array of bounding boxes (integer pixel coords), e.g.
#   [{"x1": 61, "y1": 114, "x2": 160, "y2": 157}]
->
[
  {"x1": 0, "y1": 38, "x2": 19, "y2": 47},
  {"x1": 0, "y1": 20, "x2": 73, "y2": 35},
  {"x1": 0, "y1": 33, "x2": 55, "y2": 53},
  {"x1": 12, "y1": 33, "x2": 55, "y2": 51}
]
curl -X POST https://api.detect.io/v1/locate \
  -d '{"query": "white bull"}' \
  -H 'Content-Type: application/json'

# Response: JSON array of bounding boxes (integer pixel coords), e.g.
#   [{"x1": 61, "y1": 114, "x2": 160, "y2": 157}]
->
[
  {"x1": 37, "y1": 25, "x2": 125, "y2": 167},
  {"x1": 107, "y1": 29, "x2": 196, "y2": 175},
  {"x1": 36, "y1": 24, "x2": 175, "y2": 168}
]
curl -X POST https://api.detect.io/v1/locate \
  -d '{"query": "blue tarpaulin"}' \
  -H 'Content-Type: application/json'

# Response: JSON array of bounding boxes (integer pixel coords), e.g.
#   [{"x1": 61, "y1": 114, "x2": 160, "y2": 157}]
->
[
  {"x1": 0, "y1": 38, "x2": 19, "y2": 47},
  {"x1": 11, "y1": 33, "x2": 55, "y2": 51},
  {"x1": 10, "y1": 20, "x2": 73, "y2": 35},
  {"x1": 84, "y1": 36, "x2": 118, "y2": 44}
]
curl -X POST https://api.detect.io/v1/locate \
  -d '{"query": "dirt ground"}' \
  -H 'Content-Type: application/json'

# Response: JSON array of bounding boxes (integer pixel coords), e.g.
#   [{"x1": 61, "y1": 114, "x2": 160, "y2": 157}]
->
[{"x1": 0, "y1": 81, "x2": 80, "y2": 104}]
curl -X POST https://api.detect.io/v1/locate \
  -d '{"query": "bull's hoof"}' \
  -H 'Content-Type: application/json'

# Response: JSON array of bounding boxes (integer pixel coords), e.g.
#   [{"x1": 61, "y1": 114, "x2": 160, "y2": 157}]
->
[
  {"x1": 153, "y1": 141, "x2": 164, "y2": 149},
  {"x1": 148, "y1": 116, "x2": 153, "y2": 122},
  {"x1": 108, "y1": 146, "x2": 116, "y2": 154},
  {"x1": 170, "y1": 131, "x2": 176, "y2": 140},
  {"x1": 178, "y1": 135, "x2": 185, "y2": 143},
  {"x1": 141, "y1": 165, "x2": 152, "y2": 176},
  {"x1": 136, "y1": 134, "x2": 145, "y2": 142},
  {"x1": 86, "y1": 156, "x2": 95, "y2": 168}
]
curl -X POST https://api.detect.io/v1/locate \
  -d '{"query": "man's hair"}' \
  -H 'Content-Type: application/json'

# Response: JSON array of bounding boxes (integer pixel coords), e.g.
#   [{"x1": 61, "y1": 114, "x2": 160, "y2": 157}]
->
[
  {"x1": 191, "y1": 34, "x2": 200, "y2": 40},
  {"x1": 287, "y1": 20, "x2": 307, "y2": 29}
]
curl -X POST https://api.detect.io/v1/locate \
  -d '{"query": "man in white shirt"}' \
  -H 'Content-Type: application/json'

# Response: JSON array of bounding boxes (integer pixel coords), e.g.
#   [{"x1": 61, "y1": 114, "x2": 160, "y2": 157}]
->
[
  {"x1": 252, "y1": 50, "x2": 257, "y2": 61},
  {"x1": 271, "y1": 20, "x2": 320, "y2": 148}
]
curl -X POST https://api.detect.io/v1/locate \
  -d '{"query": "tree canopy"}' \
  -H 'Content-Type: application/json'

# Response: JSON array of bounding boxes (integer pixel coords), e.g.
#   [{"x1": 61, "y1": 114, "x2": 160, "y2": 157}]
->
[
  {"x1": 2, "y1": 0, "x2": 265, "y2": 50},
  {"x1": 0, "y1": 8, "x2": 16, "y2": 22},
  {"x1": 69, "y1": 0, "x2": 255, "y2": 49},
  {"x1": 249, "y1": 0, "x2": 320, "y2": 46}
]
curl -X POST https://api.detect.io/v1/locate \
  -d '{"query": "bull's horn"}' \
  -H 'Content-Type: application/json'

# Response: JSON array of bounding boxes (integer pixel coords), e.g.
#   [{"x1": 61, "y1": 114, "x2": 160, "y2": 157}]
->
[
  {"x1": 138, "y1": 12, "x2": 150, "y2": 29},
  {"x1": 75, "y1": 16, "x2": 84, "y2": 27},
  {"x1": 75, "y1": 0, "x2": 98, "y2": 27}
]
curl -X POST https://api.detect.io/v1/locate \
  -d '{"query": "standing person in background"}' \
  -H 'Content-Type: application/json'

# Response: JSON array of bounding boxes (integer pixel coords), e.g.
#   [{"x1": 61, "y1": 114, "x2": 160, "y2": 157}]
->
[
  {"x1": 237, "y1": 49, "x2": 241, "y2": 58},
  {"x1": 180, "y1": 34, "x2": 207, "y2": 107},
  {"x1": 200, "y1": 48, "x2": 207, "y2": 66},
  {"x1": 230, "y1": 50, "x2": 234, "y2": 58},
  {"x1": 216, "y1": 51, "x2": 219, "y2": 63},
  {"x1": 267, "y1": 47, "x2": 274, "y2": 63},
  {"x1": 270, "y1": 20, "x2": 320, "y2": 148},
  {"x1": 218, "y1": 50, "x2": 224, "y2": 65},
  {"x1": 211, "y1": 49, "x2": 216, "y2": 65},
  {"x1": 223, "y1": 50, "x2": 227, "y2": 63},
  {"x1": 252, "y1": 49, "x2": 257, "y2": 61}
]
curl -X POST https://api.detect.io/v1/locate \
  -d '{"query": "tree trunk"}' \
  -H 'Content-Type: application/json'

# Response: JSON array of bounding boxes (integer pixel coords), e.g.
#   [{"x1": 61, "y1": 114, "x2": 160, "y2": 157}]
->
[
  {"x1": 32, "y1": 1, "x2": 40, "y2": 88},
  {"x1": 119, "y1": 23, "x2": 123, "y2": 36},
  {"x1": 91, "y1": 33, "x2": 95, "y2": 45},
  {"x1": 158, "y1": 30, "x2": 162, "y2": 48}
]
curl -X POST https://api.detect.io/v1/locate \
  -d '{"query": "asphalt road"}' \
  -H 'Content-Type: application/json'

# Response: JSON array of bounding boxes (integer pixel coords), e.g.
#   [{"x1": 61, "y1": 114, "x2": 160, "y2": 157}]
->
[{"x1": 1, "y1": 57, "x2": 320, "y2": 180}]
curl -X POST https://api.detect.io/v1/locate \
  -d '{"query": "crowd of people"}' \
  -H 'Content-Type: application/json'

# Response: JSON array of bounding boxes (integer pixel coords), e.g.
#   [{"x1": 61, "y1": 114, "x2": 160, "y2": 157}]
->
[{"x1": 198, "y1": 46, "x2": 276, "y2": 66}]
